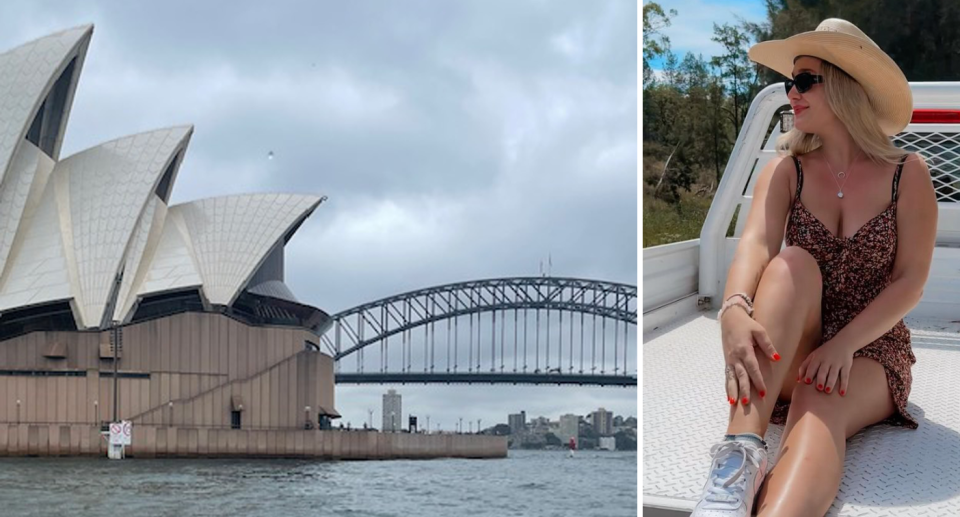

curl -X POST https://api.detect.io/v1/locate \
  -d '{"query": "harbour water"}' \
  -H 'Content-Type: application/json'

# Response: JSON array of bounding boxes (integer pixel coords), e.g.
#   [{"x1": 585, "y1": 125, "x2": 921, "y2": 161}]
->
[{"x1": 0, "y1": 449, "x2": 637, "y2": 516}]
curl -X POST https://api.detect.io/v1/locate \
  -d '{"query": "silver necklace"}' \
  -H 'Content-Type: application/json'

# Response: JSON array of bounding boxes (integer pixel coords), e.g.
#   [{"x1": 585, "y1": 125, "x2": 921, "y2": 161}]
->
[{"x1": 824, "y1": 150, "x2": 862, "y2": 199}]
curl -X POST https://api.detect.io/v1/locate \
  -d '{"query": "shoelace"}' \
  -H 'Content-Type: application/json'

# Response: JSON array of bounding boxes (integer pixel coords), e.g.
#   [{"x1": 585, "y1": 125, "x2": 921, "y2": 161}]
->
[{"x1": 703, "y1": 441, "x2": 764, "y2": 506}]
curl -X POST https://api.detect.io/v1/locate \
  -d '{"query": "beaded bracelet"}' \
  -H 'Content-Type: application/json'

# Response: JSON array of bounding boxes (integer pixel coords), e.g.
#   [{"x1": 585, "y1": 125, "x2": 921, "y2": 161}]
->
[
  {"x1": 718, "y1": 298, "x2": 752, "y2": 321},
  {"x1": 727, "y1": 292, "x2": 754, "y2": 310},
  {"x1": 717, "y1": 294, "x2": 754, "y2": 321}
]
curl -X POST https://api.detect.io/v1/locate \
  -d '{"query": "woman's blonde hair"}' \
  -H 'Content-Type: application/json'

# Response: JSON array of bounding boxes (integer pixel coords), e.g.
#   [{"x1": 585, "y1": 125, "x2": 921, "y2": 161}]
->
[{"x1": 777, "y1": 59, "x2": 910, "y2": 165}]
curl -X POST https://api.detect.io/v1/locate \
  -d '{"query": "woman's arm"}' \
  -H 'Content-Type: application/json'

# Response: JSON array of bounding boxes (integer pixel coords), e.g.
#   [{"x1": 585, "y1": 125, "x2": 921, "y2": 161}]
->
[
  {"x1": 827, "y1": 153, "x2": 937, "y2": 354},
  {"x1": 719, "y1": 155, "x2": 794, "y2": 404},
  {"x1": 722, "y1": 155, "x2": 794, "y2": 303}
]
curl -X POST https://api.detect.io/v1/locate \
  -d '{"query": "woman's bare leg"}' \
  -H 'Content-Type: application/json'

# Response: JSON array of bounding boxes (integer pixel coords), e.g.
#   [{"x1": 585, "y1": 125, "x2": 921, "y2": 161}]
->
[
  {"x1": 725, "y1": 246, "x2": 823, "y2": 437},
  {"x1": 755, "y1": 358, "x2": 896, "y2": 517}
]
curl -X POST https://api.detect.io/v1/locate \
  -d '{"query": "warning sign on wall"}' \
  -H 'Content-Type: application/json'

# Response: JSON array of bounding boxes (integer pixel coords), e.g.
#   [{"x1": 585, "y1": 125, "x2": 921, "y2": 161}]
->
[{"x1": 109, "y1": 421, "x2": 132, "y2": 446}]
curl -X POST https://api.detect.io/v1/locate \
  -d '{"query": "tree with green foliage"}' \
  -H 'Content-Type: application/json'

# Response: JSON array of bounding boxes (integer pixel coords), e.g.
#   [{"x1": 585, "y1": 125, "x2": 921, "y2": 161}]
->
[
  {"x1": 711, "y1": 23, "x2": 761, "y2": 139},
  {"x1": 614, "y1": 431, "x2": 637, "y2": 451},
  {"x1": 643, "y1": 2, "x2": 677, "y2": 86}
]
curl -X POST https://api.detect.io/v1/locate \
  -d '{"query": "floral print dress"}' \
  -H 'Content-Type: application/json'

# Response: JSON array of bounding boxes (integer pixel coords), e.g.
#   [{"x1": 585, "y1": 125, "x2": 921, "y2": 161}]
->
[{"x1": 770, "y1": 153, "x2": 917, "y2": 429}]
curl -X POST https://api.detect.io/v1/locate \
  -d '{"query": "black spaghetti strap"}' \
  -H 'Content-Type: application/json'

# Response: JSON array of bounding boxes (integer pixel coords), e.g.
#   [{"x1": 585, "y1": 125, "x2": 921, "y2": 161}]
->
[
  {"x1": 892, "y1": 153, "x2": 908, "y2": 203},
  {"x1": 792, "y1": 155, "x2": 803, "y2": 201}
]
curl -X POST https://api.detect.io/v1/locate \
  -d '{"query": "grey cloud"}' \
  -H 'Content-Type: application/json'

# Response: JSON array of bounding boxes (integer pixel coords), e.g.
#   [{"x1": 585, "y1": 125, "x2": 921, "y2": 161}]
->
[{"x1": 0, "y1": 0, "x2": 637, "y2": 429}]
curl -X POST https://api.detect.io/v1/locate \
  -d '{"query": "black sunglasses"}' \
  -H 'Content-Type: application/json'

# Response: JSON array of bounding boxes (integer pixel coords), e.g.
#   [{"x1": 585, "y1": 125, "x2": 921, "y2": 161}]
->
[{"x1": 784, "y1": 72, "x2": 824, "y2": 95}]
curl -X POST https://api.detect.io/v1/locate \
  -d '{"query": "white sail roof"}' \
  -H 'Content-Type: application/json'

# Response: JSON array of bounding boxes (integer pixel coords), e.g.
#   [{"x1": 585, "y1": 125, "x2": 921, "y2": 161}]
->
[
  {"x1": 0, "y1": 168, "x2": 71, "y2": 312},
  {"x1": 54, "y1": 126, "x2": 193, "y2": 327},
  {"x1": 113, "y1": 193, "x2": 168, "y2": 323},
  {"x1": 0, "y1": 141, "x2": 55, "y2": 280},
  {"x1": 0, "y1": 25, "x2": 326, "y2": 329},
  {"x1": 0, "y1": 24, "x2": 91, "y2": 185},
  {"x1": 171, "y1": 194, "x2": 322, "y2": 306},
  {"x1": 131, "y1": 206, "x2": 203, "y2": 304}
]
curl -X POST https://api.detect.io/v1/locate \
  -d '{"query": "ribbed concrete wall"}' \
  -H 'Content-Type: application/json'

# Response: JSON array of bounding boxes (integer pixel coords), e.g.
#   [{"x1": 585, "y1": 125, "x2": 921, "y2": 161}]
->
[
  {"x1": 0, "y1": 311, "x2": 335, "y2": 430},
  {"x1": 0, "y1": 424, "x2": 507, "y2": 459}
]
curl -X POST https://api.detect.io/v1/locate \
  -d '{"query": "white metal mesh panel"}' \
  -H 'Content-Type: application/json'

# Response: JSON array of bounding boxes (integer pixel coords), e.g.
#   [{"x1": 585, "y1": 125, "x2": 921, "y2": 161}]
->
[{"x1": 893, "y1": 130, "x2": 960, "y2": 202}]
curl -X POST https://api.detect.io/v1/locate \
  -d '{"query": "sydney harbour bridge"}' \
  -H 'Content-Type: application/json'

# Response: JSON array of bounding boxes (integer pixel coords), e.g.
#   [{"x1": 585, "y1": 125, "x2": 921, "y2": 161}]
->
[{"x1": 321, "y1": 277, "x2": 637, "y2": 387}]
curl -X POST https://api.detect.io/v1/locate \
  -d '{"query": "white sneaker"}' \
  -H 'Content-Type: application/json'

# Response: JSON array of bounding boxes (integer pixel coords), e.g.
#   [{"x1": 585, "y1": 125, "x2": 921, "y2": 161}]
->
[{"x1": 690, "y1": 435, "x2": 769, "y2": 517}]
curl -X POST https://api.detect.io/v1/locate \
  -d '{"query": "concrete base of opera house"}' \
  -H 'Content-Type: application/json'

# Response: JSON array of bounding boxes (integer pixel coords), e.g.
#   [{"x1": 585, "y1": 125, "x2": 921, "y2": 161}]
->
[{"x1": 0, "y1": 424, "x2": 508, "y2": 459}]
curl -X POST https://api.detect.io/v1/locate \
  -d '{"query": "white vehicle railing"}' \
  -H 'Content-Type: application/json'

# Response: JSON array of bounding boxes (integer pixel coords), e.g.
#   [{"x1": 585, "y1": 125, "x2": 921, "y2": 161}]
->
[
  {"x1": 642, "y1": 238, "x2": 700, "y2": 333},
  {"x1": 698, "y1": 83, "x2": 787, "y2": 305},
  {"x1": 697, "y1": 82, "x2": 960, "y2": 317}
]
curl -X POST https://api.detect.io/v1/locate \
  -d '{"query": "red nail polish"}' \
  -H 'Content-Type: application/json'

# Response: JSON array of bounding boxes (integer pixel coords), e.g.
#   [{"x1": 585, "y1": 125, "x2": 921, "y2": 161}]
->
[
  {"x1": 759, "y1": 390, "x2": 765, "y2": 398},
  {"x1": 825, "y1": 387, "x2": 831, "y2": 393},
  {"x1": 773, "y1": 353, "x2": 781, "y2": 361},
  {"x1": 840, "y1": 390, "x2": 845, "y2": 396},
  {"x1": 742, "y1": 397, "x2": 749, "y2": 405},
  {"x1": 805, "y1": 378, "x2": 812, "y2": 384},
  {"x1": 797, "y1": 375, "x2": 801, "y2": 382},
  {"x1": 729, "y1": 397, "x2": 735, "y2": 405},
  {"x1": 817, "y1": 384, "x2": 823, "y2": 390}
]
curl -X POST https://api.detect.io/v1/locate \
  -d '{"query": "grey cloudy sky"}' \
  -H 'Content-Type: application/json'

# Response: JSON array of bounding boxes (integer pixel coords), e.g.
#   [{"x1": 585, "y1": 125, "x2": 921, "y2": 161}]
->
[{"x1": 0, "y1": 0, "x2": 637, "y2": 430}]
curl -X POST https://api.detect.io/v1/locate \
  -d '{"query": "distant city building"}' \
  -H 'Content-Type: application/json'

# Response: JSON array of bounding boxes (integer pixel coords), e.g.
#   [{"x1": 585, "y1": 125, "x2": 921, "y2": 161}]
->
[
  {"x1": 546, "y1": 420, "x2": 560, "y2": 434},
  {"x1": 382, "y1": 389, "x2": 402, "y2": 432},
  {"x1": 592, "y1": 407, "x2": 613, "y2": 436},
  {"x1": 598, "y1": 436, "x2": 616, "y2": 451},
  {"x1": 530, "y1": 416, "x2": 551, "y2": 429},
  {"x1": 508, "y1": 411, "x2": 526, "y2": 434},
  {"x1": 558, "y1": 414, "x2": 579, "y2": 445}
]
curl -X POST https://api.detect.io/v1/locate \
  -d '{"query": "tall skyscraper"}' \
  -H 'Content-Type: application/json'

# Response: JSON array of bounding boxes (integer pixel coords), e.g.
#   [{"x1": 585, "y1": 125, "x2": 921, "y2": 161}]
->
[
  {"x1": 592, "y1": 407, "x2": 613, "y2": 436},
  {"x1": 558, "y1": 414, "x2": 579, "y2": 445},
  {"x1": 508, "y1": 411, "x2": 526, "y2": 434},
  {"x1": 382, "y1": 389, "x2": 402, "y2": 432}
]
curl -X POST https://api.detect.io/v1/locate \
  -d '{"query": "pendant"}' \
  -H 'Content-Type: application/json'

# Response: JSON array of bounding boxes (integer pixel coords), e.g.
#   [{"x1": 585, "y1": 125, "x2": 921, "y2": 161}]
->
[
  {"x1": 837, "y1": 171, "x2": 846, "y2": 178},
  {"x1": 838, "y1": 192, "x2": 844, "y2": 198}
]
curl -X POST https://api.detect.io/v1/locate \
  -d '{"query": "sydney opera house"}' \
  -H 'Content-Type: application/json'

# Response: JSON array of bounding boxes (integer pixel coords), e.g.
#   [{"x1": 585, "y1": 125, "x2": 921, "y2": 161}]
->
[{"x1": 0, "y1": 25, "x2": 350, "y2": 456}]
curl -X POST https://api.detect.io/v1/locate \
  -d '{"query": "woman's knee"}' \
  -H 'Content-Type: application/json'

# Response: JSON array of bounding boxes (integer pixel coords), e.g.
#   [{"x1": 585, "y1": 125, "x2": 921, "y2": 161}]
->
[
  {"x1": 789, "y1": 382, "x2": 844, "y2": 421},
  {"x1": 766, "y1": 246, "x2": 822, "y2": 288},
  {"x1": 759, "y1": 247, "x2": 823, "y2": 311}
]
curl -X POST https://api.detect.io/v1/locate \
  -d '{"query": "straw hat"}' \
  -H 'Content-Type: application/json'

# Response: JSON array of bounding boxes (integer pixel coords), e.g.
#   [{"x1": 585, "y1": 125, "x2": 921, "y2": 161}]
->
[{"x1": 748, "y1": 18, "x2": 912, "y2": 136}]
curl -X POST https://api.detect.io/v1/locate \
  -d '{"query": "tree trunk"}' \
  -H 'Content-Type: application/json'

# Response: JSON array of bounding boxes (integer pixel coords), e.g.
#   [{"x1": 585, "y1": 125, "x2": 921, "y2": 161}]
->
[{"x1": 654, "y1": 141, "x2": 682, "y2": 194}]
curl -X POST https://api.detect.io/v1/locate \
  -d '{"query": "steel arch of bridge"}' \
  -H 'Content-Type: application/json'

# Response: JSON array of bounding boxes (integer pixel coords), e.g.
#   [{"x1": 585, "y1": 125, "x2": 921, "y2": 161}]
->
[{"x1": 320, "y1": 277, "x2": 637, "y2": 386}]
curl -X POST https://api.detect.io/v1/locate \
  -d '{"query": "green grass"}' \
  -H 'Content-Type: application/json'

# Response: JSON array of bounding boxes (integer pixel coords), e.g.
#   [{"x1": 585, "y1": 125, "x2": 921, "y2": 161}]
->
[{"x1": 642, "y1": 189, "x2": 714, "y2": 248}]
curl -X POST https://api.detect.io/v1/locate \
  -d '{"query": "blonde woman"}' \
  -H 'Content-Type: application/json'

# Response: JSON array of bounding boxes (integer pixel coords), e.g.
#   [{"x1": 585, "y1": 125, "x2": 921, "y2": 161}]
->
[{"x1": 691, "y1": 19, "x2": 938, "y2": 517}]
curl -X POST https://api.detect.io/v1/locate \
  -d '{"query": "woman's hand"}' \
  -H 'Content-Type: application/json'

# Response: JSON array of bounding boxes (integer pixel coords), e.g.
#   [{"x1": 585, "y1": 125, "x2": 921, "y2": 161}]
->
[
  {"x1": 798, "y1": 340, "x2": 853, "y2": 396},
  {"x1": 721, "y1": 308, "x2": 780, "y2": 405}
]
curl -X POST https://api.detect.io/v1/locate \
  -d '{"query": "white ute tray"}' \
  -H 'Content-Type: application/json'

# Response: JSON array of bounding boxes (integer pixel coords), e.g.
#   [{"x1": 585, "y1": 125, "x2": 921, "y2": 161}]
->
[{"x1": 643, "y1": 311, "x2": 960, "y2": 516}]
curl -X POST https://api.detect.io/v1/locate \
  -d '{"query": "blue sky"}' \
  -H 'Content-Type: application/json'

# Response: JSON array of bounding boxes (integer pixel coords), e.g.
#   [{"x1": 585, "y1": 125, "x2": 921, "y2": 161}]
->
[{"x1": 645, "y1": 0, "x2": 766, "y2": 70}]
